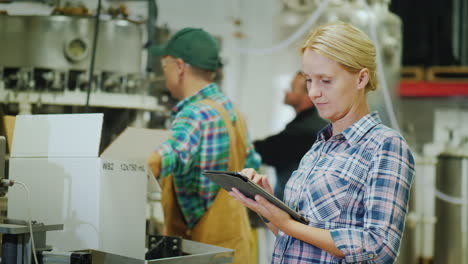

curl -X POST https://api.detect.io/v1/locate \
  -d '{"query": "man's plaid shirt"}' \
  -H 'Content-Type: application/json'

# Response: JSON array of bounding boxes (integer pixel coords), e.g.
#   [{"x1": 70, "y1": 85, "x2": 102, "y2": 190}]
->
[{"x1": 157, "y1": 83, "x2": 261, "y2": 228}]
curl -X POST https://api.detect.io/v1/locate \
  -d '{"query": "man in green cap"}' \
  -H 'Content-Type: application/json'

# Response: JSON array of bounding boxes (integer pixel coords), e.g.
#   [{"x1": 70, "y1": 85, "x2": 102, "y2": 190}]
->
[{"x1": 148, "y1": 28, "x2": 261, "y2": 264}]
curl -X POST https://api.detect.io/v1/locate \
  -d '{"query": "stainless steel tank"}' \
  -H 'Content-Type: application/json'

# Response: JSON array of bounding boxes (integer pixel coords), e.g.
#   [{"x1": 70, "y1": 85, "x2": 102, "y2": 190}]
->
[
  {"x1": 0, "y1": 15, "x2": 143, "y2": 73},
  {"x1": 0, "y1": 15, "x2": 144, "y2": 93},
  {"x1": 434, "y1": 154, "x2": 468, "y2": 264},
  {"x1": 396, "y1": 183, "x2": 418, "y2": 264}
]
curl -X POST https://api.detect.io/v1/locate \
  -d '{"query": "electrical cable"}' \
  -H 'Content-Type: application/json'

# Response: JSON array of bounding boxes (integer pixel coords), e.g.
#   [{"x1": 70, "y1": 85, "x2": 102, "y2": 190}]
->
[
  {"x1": 231, "y1": 0, "x2": 330, "y2": 55},
  {"x1": 13, "y1": 180, "x2": 39, "y2": 264},
  {"x1": 434, "y1": 159, "x2": 468, "y2": 206},
  {"x1": 360, "y1": 0, "x2": 401, "y2": 131},
  {"x1": 85, "y1": 0, "x2": 103, "y2": 112},
  {"x1": 435, "y1": 189, "x2": 468, "y2": 205}
]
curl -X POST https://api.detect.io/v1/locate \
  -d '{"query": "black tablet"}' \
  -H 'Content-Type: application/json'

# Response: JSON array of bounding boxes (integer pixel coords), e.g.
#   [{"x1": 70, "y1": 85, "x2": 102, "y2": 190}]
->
[{"x1": 203, "y1": 170, "x2": 309, "y2": 225}]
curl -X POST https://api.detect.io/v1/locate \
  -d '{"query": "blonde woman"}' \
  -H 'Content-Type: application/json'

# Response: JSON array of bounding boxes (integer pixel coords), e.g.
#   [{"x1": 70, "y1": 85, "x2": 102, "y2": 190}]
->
[{"x1": 230, "y1": 22, "x2": 415, "y2": 263}]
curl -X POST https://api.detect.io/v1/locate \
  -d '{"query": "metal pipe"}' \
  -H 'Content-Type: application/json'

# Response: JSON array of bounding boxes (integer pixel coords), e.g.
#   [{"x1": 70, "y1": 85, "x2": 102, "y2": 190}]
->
[
  {"x1": 0, "y1": 0, "x2": 57, "y2": 4},
  {"x1": 146, "y1": 0, "x2": 158, "y2": 73},
  {"x1": 85, "y1": 0, "x2": 102, "y2": 112}
]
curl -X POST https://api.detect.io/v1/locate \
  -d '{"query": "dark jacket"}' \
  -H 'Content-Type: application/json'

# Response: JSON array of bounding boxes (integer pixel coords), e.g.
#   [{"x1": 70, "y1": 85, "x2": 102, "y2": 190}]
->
[{"x1": 254, "y1": 107, "x2": 327, "y2": 201}]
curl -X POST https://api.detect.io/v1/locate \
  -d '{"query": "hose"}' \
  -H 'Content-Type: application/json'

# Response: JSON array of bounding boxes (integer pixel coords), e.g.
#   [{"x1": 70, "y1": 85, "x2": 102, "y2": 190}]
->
[{"x1": 231, "y1": 0, "x2": 330, "y2": 55}]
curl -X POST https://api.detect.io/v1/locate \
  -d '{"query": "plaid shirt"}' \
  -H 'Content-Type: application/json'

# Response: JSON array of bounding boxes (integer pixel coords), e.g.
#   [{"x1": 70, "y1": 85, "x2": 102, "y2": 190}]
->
[
  {"x1": 273, "y1": 112, "x2": 415, "y2": 264},
  {"x1": 157, "y1": 83, "x2": 261, "y2": 228}
]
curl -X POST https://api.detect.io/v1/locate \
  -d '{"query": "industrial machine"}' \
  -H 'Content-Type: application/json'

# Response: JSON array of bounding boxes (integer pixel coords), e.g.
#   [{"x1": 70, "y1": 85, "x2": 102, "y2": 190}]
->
[
  {"x1": 434, "y1": 154, "x2": 468, "y2": 264},
  {"x1": 0, "y1": 127, "x2": 234, "y2": 263},
  {"x1": 0, "y1": 222, "x2": 234, "y2": 264},
  {"x1": 0, "y1": 14, "x2": 164, "y2": 114},
  {"x1": 0, "y1": 1, "x2": 174, "y2": 151},
  {"x1": 430, "y1": 109, "x2": 468, "y2": 264},
  {"x1": 0, "y1": 135, "x2": 63, "y2": 264},
  {"x1": 405, "y1": 109, "x2": 468, "y2": 264},
  {"x1": 0, "y1": 220, "x2": 63, "y2": 264},
  {"x1": 41, "y1": 239, "x2": 233, "y2": 264},
  {"x1": 0, "y1": 4, "x2": 230, "y2": 263}
]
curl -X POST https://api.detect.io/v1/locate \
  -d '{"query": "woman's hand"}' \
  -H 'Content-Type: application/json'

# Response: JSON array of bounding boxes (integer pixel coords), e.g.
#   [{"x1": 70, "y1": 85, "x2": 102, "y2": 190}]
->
[
  {"x1": 240, "y1": 168, "x2": 274, "y2": 195},
  {"x1": 229, "y1": 187, "x2": 292, "y2": 231},
  {"x1": 229, "y1": 168, "x2": 292, "y2": 231}
]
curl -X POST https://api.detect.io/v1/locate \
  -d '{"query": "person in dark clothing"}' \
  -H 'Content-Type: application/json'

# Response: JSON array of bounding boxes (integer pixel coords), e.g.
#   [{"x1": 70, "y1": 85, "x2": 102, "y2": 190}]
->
[{"x1": 254, "y1": 72, "x2": 327, "y2": 201}]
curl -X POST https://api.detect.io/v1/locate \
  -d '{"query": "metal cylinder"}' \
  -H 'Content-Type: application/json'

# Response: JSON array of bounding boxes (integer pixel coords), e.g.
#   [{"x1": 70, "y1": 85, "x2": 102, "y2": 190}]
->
[
  {"x1": 396, "y1": 182, "x2": 418, "y2": 264},
  {"x1": 1, "y1": 234, "x2": 18, "y2": 263},
  {"x1": 0, "y1": 15, "x2": 143, "y2": 74},
  {"x1": 434, "y1": 154, "x2": 468, "y2": 264}
]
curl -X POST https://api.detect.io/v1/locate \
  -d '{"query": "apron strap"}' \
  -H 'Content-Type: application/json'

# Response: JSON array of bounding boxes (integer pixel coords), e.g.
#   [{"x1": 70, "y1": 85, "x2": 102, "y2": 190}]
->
[
  {"x1": 198, "y1": 99, "x2": 248, "y2": 171},
  {"x1": 160, "y1": 99, "x2": 253, "y2": 264}
]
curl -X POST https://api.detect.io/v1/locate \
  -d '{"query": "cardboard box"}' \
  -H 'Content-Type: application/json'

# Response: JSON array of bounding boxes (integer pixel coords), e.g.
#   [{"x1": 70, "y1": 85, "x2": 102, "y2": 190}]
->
[
  {"x1": 1, "y1": 115, "x2": 16, "y2": 153},
  {"x1": 7, "y1": 113, "x2": 171, "y2": 259}
]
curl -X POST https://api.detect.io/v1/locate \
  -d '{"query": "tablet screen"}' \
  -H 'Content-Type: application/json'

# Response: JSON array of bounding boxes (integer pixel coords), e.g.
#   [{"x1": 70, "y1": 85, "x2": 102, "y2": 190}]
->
[{"x1": 203, "y1": 170, "x2": 309, "y2": 225}]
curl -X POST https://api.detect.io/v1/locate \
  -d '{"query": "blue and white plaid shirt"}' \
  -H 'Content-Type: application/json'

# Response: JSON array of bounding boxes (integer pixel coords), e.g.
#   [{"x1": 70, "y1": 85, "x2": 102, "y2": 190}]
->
[{"x1": 273, "y1": 112, "x2": 415, "y2": 264}]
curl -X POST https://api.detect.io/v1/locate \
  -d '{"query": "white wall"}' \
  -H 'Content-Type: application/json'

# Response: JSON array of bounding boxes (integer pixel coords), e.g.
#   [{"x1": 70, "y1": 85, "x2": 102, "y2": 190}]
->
[
  {"x1": 0, "y1": 0, "x2": 302, "y2": 139},
  {"x1": 150, "y1": 0, "x2": 296, "y2": 139}
]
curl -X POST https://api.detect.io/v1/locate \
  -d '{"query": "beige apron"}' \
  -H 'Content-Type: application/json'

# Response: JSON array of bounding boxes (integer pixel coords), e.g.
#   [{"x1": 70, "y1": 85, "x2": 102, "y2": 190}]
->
[{"x1": 160, "y1": 99, "x2": 252, "y2": 264}]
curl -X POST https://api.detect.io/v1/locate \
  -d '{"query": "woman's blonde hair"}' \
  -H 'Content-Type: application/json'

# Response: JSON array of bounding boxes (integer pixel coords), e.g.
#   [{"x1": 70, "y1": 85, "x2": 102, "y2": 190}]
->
[{"x1": 301, "y1": 22, "x2": 378, "y2": 92}]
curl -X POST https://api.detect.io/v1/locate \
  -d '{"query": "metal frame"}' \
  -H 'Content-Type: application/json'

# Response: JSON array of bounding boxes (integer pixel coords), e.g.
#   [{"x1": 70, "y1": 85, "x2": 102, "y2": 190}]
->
[{"x1": 44, "y1": 239, "x2": 234, "y2": 264}]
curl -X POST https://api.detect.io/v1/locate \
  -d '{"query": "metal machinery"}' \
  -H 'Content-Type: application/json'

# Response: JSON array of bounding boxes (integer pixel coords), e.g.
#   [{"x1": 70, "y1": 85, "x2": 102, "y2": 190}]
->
[
  {"x1": 406, "y1": 109, "x2": 468, "y2": 264},
  {"x1": 42, "y1": 239, "x2": 233, "y2": 264},
  {"x1": 0, "y1": 13, "x2": 156, "y2": 103},
  {"x1": 0, "y1": 13, "x2": 167, "y2": 144},
  {"x1": 0, "y1": 221, "x2": 233, "y2": 264},
  {"x1": 0, "y1": 15, "x2": 143, "y2": 92},
  {"x1": 0, "y1": 135, "x2": 63, "y2": 264},
  {"x1": 0, "y1": 129, "x2": 234, "y2": 264},
  {"x1": 434, "y1": 154, "x2": 468, "y2": 264},
  {"x1": 0, "y1": 223, "x2": 234, "y2": 264},
  {"x1": 0, "y1": 220, "x2": 63, "y2": 264},
  {"x1": 427, "y1": 109, "x2": 468, "y2": 264}
]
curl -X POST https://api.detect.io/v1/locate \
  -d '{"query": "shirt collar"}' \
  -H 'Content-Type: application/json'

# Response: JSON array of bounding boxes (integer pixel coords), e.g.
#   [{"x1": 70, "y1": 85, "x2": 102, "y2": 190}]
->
[
  {"x1": 172, "y1": 83, "x2": 219, "y2": 113},
  {"x1": 317, "y1": 111, "x2": 382, "y2": 145}
]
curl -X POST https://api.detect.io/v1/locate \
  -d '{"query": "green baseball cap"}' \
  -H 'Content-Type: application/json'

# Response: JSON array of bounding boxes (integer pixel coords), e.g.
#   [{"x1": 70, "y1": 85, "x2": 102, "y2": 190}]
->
[{"x1": 150, "y1": 27, "x2": 221, "y2": 71}]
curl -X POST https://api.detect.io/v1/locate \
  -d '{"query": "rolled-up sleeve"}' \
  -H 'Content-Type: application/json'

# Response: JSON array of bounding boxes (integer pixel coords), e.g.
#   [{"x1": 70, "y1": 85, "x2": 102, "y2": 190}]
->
[
  {"x1": 244, "y1": 133, "x2": 262, "y2": 170},
  {"x1": 156, "y1": 110, "x2": 202, "y2": 179},
  {"x1": 331, "y1": 136, "x2": 415, "y2": 263}
]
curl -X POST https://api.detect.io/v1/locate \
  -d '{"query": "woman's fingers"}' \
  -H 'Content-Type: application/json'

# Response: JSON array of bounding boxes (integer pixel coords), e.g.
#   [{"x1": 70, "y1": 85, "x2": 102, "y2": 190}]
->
[
  {"x1": 261, "y1": 177, "x2": 274, "y2": 194},
  {"x1": 240, "y1": 168, "x2": 256, "y2": 180},
  {"x1": 239, "y1": 168, "x2": 273, "y2": 189},
  {"x1": 229, "y1": 188, "x2": 256, "y2": 209},
  {"x1": 230, "y1": 188, "x2": 269, "y2": 216},
  {"x1": 254, "y1": 195, "x2": 291, "y2": 225},
  {"x1": 252, "y1": 173, "x2": 264, "y2": 184},
  {"x1": 240, "y1": 168, "x2": 264, "y2": 185},
  {"x1": 240, "y1": 169, "x2": 273, "y2": 193},
  {"x1": 229, "y1": 188, "x2": 279, "y2": 224}
]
